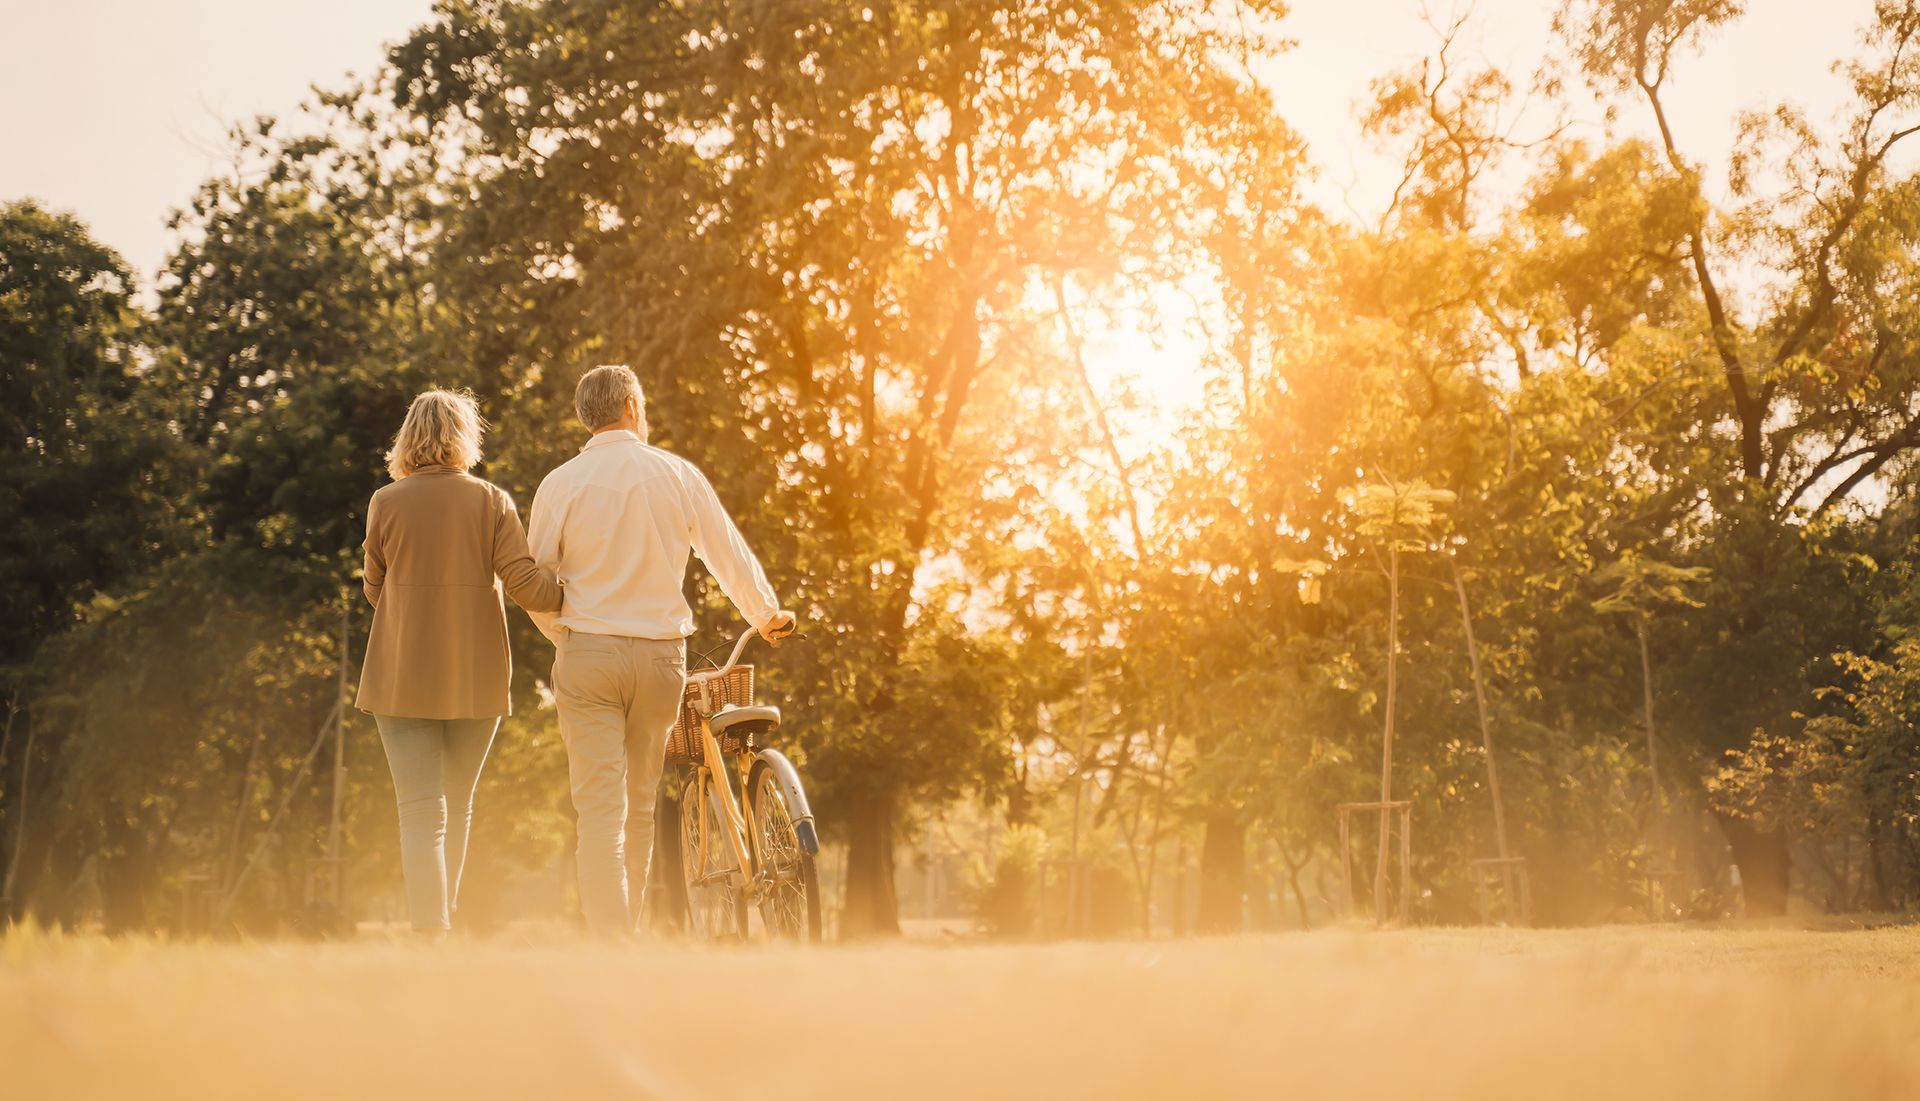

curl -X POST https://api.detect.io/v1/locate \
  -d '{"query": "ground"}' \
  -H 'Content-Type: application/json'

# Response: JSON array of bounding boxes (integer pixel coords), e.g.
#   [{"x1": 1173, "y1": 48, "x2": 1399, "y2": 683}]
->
[{"x1": 5, "y1": 921, "x2": 1919, "y2": 1099}]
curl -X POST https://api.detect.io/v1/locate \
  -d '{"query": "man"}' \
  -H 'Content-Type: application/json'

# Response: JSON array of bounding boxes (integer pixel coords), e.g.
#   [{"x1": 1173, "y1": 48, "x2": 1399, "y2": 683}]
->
[{"x1": 528, "y1": 364, "x2": 795, "y2": 934}]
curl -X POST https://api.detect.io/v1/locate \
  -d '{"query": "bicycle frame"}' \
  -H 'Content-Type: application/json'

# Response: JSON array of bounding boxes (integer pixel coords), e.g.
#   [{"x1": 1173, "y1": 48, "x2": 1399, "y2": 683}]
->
[
  {"x1": 684, "y1": 628, "x2": 787, "y2": 917},
  {"x1": 692, "y1": 705, "x2": 758, "y2": 892}
]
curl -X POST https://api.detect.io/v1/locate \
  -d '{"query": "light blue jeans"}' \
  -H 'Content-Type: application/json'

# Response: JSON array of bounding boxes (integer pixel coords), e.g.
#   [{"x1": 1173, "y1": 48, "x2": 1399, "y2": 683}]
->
[{"x1": 373, "y1": 714, "x2": 500, "y2": 932}]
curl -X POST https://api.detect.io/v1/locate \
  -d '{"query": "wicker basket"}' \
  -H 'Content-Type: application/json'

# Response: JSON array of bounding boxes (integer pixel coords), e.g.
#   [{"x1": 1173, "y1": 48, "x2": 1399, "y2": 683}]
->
[{"x1": 664, "y1": 665, "x2": 754, "y2": 766}]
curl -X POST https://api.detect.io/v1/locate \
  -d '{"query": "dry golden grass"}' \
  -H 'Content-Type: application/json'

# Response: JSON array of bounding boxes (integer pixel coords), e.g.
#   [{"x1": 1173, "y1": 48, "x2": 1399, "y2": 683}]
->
[{"x1": 6, "y1": 922, "x2": 1919, "y2": 1100}]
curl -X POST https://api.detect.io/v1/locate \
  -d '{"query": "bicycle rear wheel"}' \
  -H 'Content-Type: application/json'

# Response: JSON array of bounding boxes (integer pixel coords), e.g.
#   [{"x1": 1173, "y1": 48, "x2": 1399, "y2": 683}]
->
[
  {"x1": 678, "y1": 768, "x2": 746, "y2": 940},
  {"x1": 749, "y1": 759, "x2": 822, "y2": 942}
]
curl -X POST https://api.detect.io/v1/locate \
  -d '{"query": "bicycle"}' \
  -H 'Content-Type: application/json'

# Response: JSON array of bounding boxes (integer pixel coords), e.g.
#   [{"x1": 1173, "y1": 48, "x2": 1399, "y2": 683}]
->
[{"x1": 668, "y1": 624, "x2": 822, "y2": 942}]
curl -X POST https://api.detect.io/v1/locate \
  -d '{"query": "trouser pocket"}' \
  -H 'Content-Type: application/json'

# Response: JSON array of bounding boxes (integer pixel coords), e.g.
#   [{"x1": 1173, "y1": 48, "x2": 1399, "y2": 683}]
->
[{"x1": 555, "y1": 635, "x2": 624, "y2": 703}]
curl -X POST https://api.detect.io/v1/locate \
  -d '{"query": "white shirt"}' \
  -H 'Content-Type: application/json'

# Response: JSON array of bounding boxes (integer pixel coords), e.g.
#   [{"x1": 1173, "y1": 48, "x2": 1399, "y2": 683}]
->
[{"x1": 526, "y1": 430, "x2": 780, "y2": 642}]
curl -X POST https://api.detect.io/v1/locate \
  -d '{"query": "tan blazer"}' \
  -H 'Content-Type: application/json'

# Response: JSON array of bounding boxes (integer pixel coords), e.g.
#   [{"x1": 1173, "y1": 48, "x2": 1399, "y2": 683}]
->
[{"x1": 355, "y1": 467, "x2": 563, "y2": 719}]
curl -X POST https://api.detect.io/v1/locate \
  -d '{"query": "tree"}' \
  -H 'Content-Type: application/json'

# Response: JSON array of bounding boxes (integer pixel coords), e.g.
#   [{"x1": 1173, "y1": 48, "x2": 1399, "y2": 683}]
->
[
  {"x1": 0, "y1": 201, "x2": 181, "y2": 674},
  {"x1": 14, "y1": 0, "x2": 1920, "y2": 937},
  {"x1": 5, "y1": 92, "x2": 484, "y2": 930},
  {"x1": 391, "y1": 0, "x2": 1302, "y2": 935},
  {"x1": 1346, "y1": 479, "x2": 1455, "y2": 922},
  {"x1": 0, "y1": 200, "x2": 183, "y2": 921},
  {"x1": 1545, "y1": 0, "x2": 1920, "y2": 913},
  {"x1": 1711, "y1": 642, "x2": 1920, "y2": 911},
  {"x1": 1592, "y1": 554, "x2": 1710, "y2": 816}
]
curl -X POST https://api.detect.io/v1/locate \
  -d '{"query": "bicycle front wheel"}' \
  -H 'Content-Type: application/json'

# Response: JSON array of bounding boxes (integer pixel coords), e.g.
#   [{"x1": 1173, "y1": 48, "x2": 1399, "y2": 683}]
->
[
  {"x1": 679, "y1": 768, "x2": 746, "y2": 941},
  {"x1": 749, "y1": 758, "x2": 822, "y2": 942}
]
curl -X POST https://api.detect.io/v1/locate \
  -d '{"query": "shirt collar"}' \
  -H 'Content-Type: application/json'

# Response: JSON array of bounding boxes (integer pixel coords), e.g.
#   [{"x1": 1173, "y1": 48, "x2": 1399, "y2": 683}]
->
[{"x1": 582, "y1": 429, "x2": 642, "y2": 452}]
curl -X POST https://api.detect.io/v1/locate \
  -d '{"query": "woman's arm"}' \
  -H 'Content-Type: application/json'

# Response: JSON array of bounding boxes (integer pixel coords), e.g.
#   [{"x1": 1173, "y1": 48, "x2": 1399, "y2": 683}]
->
[
  {"x1": 362, "y1": 496, "x2": 386, "y2": 607},
  {"x1": 492, "y1": 487, "x2": 564, "y2": 613}
]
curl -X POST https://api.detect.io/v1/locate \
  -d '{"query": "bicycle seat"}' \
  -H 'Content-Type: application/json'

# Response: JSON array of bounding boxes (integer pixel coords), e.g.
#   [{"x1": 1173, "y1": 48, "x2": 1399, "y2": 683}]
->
[{"x1": 709, "y1": 705, "x2": 781, "y2": 742}]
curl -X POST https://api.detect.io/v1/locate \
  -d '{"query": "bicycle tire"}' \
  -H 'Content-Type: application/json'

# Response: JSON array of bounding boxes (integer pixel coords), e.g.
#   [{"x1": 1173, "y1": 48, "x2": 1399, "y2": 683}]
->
[
  {"x1": 748, "y1": 758, "x2": 823, "y2": 943},
  {"x1": 679, "y1": 768, "x2": 747, "y2": 940}
]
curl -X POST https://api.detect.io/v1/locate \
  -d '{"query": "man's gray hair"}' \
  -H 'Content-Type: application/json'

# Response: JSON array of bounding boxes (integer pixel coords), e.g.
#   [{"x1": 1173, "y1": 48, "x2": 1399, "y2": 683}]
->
[{"x1": 575, "y1": 364, "x2": 646, "y2": 434}]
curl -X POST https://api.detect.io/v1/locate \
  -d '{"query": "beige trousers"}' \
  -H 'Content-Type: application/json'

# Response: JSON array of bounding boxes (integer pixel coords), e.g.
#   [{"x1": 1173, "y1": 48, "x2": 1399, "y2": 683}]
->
[{"x1": 552, "y1": 631, "x2": 685, "y2": 933}]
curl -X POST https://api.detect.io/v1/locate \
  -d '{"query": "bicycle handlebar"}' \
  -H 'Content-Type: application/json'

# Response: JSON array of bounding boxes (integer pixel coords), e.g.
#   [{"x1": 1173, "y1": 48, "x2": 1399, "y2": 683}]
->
[
  {"x1": 696, "y1": 620, "x2": 799, "y2": 680},
  {"x1": 714, "y1": 628, "x2": 758, "y2": 676}
]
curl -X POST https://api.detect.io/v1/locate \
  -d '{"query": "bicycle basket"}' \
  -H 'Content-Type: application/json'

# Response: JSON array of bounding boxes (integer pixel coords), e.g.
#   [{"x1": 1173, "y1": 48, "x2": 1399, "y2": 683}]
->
[{"x1": 664, "y1": 665, "x2": 754, "y2": 767}]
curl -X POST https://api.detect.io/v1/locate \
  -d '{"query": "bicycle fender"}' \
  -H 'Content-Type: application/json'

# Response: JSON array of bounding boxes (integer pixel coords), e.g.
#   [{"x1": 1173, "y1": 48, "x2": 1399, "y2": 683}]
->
[{"x1": 755, "y1": 748, "x2": 819, "y2": 855}]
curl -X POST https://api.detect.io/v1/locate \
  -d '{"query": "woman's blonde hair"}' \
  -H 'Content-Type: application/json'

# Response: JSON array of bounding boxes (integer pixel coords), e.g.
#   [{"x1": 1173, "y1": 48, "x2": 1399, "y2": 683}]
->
[{"x1": 386, "y1": 388, "x2": 486, "y2": 479}]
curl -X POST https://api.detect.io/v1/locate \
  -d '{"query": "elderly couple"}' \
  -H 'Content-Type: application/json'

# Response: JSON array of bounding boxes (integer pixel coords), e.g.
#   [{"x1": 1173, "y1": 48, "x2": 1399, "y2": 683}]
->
[{"x1": 353, "y1": 365, "x2": 795, "y2": 936}]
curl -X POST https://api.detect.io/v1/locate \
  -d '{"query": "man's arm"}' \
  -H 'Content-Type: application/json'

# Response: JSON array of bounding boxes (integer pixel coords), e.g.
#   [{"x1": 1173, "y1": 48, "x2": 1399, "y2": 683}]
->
[
  {"x1": 525, "y1": 474, "x2": 567, "y2": 645},
  {"x1": 683, "y1": 463, "x2": 784, "y2": 634}
]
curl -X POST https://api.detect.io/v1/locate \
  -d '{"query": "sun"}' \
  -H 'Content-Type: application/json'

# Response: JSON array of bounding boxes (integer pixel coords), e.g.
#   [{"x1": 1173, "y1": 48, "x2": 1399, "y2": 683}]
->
[{"x1": 1075, "y1": 283, "x2": 1214, "y2": 435}]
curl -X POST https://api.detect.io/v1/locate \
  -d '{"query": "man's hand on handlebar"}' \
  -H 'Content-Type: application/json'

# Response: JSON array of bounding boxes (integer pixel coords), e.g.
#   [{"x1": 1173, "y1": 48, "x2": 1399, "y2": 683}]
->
[{"x1": 760, "y1": 611, "x2": 798, "y2": 645}]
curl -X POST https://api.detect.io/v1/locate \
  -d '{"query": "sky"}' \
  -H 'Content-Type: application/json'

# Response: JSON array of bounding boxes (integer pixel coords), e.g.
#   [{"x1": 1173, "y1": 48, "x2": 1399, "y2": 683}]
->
[
  {"x1": 0, "y1": 0, "x2": 1888, "y2": 412},
  {"x1": 2, "y1": 1, "x2": 436, "y2": 280},
  {"x1": 1277, "y1": 0, "x2": 1876, "y2": 221}
]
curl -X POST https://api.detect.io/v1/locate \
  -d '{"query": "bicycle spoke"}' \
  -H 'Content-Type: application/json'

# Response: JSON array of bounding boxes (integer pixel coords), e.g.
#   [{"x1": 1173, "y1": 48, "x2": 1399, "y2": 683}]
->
[
  {"x1": 681, "y1": 770, "x2": 745, "y2": 941},
  {"x1": 753, "y1": 768, "x2": 810, "y2": 938}
]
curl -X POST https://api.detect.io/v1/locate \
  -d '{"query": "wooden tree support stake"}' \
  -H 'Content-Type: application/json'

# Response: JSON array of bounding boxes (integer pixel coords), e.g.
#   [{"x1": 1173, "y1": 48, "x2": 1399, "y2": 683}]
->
[
  {"x1": 1470, "y1": 855, "x2": 1532, "y2": 926},
  {"x1": 1337, "y1": 800, "x2": 1412, "y2": 925}
]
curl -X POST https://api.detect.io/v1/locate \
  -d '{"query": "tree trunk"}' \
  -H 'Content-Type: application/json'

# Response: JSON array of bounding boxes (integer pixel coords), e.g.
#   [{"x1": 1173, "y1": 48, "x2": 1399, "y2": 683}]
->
[
  {"x1": 323, "y1": 593, "x2": 351, "y2": 909},
  {"x1": 1720, "y1": 815, "x2": 1791, "y2": 916},
  {"x1": 1373, "y1": 546, "x2": 1401, "y2": 924},
  {"x1": 1864, "y1": 813, "x2": 1893, "y2": 912},
  {"x1": 1636, "y1": 621, "x2": 1662, "y2": 816},
  {"x1": 1450, "y1": 559, "x2": 1513, "y2": 863},
  {"x1": 1171, "y1": 841, "x2": 1190, "y2": 936},
  {"x1": 1197, "y1": 812, "x2": 1246, "y2": 933},
  {"x1": 0, "y1": 695, "x2": 15, "y2": 917},
  {"x1": 1280, "y1": 843, "x2": 1313, "y2": 929},
  {"x1": 11, "y1": 827, "x2": 80, "y2": 928},
  {"x1": 1637, "y1": 73, "x2": 1768, "y2": 481},
  {"x1": 1006, "y1": 766, "x2": 1031, "y2": 827},
  {"x1": 1, "y1": 705, "x2": 37, "y2": 918},
  {"x1": 0, "y1": 693, "x2": 16, "y2": 806},
  {"x1": 841, "y1": 786, "x2": 901, "y2": 938},
  {"x1": 1140, "y1": 719, "x2": 1176, "y2": 934},
  {"x1": 100, "y1": 812, "x2": 155, "y2": 935},
  {"x1": 220, "y1": 729, "x2": 268, "y2": 895}
]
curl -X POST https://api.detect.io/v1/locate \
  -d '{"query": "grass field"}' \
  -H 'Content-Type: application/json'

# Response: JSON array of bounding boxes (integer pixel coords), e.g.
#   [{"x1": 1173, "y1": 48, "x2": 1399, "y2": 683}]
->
[{"x1": 6, "y1": 922, "x2": 1919, "y2": 1100}]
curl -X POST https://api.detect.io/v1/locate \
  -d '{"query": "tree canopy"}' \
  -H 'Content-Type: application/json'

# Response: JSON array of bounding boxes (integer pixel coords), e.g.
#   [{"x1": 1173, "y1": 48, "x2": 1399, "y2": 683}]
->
[{"x1": 4, "y1": 0, "x2": 1920, "y2": 934}]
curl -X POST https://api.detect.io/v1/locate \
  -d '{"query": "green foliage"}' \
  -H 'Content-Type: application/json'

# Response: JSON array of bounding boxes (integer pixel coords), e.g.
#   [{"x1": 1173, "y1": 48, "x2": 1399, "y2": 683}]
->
[
  {"x1": 383, "y1": 0, "x2": 1305, "y2": 934},
  {"x1": 1591, "y1": 554, "x2": 1709, "y2": 620},
  {"x1": 8, "y1": 0, "x2": 1920, "y2": 935},
  {"x1": 1711, "y1": 641, "x2": 1920, "y2": 908},
  {"x1": 963, "y1": 822, "x2": 1048, "y2": 938},
  {"x1": 1555, "y1": 0, "x2": 1746, "y2": 94},
  {"x1": 0, "y1": 201, "x2": 182, "y2": 675},
  {"x1": 1346, "y1": 481, "x2": 1457, "y2": 551}
]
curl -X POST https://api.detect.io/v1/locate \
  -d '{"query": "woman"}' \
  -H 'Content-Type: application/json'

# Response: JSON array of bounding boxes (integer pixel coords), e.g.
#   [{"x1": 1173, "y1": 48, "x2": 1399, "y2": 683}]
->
[{"x1": 356, "y1": 388, "x2": 562, "y2": 935}]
